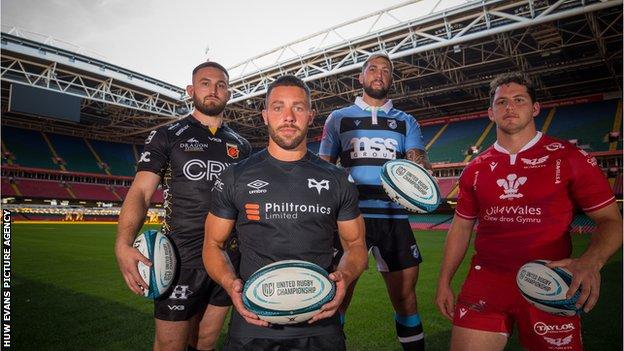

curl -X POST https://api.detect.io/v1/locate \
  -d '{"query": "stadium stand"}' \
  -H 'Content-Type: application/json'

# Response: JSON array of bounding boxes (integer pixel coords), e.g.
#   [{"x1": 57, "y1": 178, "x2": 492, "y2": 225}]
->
[
  {"x1": 70, "y1": 183, "x2": 120, "y2": 202},
  {"x1": 2, "y1": 126, "x2": 58, "y2": 169},
  {"x1": 437, "y1": 177, "x2": 459, "y2": 198},
  {"x1": 427, "y1": 118, "x2": 491, "y2": 163},
  {"x1": 47, "y1": 133, "x2": 104, "y2": 174},
  {"x1": 14, "y1": 179, "x2": 73, "y2": 199},
  {"x1": 90, "y1": 139, "x2": 137, "y2": 176},
  {"x1": 546, "y1": 100, "x2": 618, "y2": 151},
  {"x1": 1, "y1": 177, "x2": 17, "y2": 196},
  {"x1": 421, "y1": 123, "x2": 445, "y2": 150}
]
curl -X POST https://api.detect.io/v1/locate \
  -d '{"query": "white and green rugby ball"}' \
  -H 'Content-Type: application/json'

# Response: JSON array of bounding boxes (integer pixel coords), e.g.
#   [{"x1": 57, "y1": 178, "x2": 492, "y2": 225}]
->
[
  {"x1": 133, "y1": 230, "x2": 177, "y2": 299},
  {"x1": 380, "y1": 159, "x2": 441, "y2": 213}
]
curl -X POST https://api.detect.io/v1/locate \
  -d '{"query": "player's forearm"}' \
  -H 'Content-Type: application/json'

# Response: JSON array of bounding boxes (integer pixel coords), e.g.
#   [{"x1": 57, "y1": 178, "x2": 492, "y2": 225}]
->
[
  {"x1": 115, "y1": 189, "x2": 151, "y2": 247},
  {"x1": 203, "y1": 241, "x2": 238, "y2": 288},
  {"x1": 438, "y1": 223, "x2": 473, "y2": 286},
  {"x1": 337, "y1": 243, "x2": 368, "y2": 285},
  {"x1": 406, "y1": 148, "x2": 432, "y2": 171}
]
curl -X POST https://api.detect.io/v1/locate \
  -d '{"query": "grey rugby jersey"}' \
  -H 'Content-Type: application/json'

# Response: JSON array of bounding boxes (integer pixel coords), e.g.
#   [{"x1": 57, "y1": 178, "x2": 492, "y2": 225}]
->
[{"x1": 210, "y1": 149, "x2": 360, "y2": 338}]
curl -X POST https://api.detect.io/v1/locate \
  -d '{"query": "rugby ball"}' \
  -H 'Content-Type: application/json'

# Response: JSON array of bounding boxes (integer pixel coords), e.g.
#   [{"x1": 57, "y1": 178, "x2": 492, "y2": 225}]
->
[
  {"x1": 242, "y1": 260, "x2": 336, "y2": 325},
  {"x1": 516, "y1": 260, "x2": 581, "y2": 316},
  {"x1": 380, "y1": 159, "x2": 441, "y2": 213},
  {"x1": 133, "y1": 230, "x2": 177, "y2": 299}
]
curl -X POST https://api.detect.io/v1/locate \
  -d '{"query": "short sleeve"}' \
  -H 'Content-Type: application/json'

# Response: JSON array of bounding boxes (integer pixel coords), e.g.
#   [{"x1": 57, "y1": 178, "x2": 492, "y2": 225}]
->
[
  {"x1": 567, "y1": 148, "x2": 615, "y2": 212},
  {"x1": 319, "y1": 112, "x2": 341, "y2": 158},
  {"x1": 455, "y1": 166, "x2": 479, "y2": 220},
  {"x1": 136, "y1": 129, "x2": 169, "y2": 175},
  {"x1": 404, "y1": 115, "x2": 426, "y2": 151},
  {"x1": 209, "y1": 166, "x2": 239, "y2": 220},
  {"x1": 336, "y1": 170, "x2": 361, "y2": 221}
]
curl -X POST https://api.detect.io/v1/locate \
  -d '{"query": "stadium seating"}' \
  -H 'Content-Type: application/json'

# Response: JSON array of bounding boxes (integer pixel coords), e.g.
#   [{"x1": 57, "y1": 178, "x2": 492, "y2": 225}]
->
[
  {"x1": 1, "y1": 177, "x2": 17, "y2": 196},
  {"x1": 2, "y1": 126, "x2": 58, "y2": 169},
  {"x1": 426, "y1": 118, "x2": 491, "y2": 163},
  {"x1": 437, "y1": 177, "x2": 459, "y2": 198},
  {"x1": 420, "y1": 123, "x2": 445, "y2": 149},
  {"x1": 47, "y1": 133, "x2": 104, "y2": 174},
  {"x1": 90, "y1": 139, "x2": 136, "y2": 176},
  {"x1": 546, "y1": 100, "x2": 618, "y2": 151},
  {"x1": 70, "y1": 183, "x2": 120, "y2": 202},
  {"x1": 15, "y1": 179, "x2": 73, "y2": 199}
]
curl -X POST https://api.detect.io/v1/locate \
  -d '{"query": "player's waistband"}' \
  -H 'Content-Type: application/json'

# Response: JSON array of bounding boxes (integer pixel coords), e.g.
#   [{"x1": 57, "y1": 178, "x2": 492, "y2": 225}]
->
[{"x1": 360, "y1": 207, "x2": 409, "y2": 219}]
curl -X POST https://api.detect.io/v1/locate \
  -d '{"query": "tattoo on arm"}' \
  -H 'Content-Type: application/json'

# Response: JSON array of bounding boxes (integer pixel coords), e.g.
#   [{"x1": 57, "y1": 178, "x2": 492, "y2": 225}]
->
[{"x1": 406, "y1": 148, "x2": 432, "y2": 171}]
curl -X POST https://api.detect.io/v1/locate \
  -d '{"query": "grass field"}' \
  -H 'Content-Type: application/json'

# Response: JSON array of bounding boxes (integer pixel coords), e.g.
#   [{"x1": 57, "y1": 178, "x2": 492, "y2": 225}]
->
[{"x1": 11, "y1": 223, "x2": 623, "y2": 350}]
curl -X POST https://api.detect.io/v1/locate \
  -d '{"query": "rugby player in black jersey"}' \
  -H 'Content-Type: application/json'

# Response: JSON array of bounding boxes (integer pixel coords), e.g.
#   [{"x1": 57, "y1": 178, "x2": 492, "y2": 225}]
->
[
  {"x1": 203, "y1": 75, "x2": 368, "y2": 350},
  {"x1": 115, "y1": 61, "x2": 251, "y2": 351}
]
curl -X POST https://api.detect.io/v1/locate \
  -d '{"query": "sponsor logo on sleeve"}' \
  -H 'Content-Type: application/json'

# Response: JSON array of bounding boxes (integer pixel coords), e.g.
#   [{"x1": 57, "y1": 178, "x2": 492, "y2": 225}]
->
[
  {"x1": 139, "y1": 151, "x2": 151, "y2": 163},
  {"x1": 175, "y1": 125, "x2": 190, "y2": 136},
  {"x1": 145, "y1": 130, "x2": 157, "y2": 144},
  {"x1": 167, "y1": 122, "x2": 180, "y2": 130}
]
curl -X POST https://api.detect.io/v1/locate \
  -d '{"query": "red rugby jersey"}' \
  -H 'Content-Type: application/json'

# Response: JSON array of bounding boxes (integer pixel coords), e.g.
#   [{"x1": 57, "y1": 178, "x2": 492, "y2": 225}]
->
[{"x1": 456, "y1": 132, "x2": 615, "y2": 272}]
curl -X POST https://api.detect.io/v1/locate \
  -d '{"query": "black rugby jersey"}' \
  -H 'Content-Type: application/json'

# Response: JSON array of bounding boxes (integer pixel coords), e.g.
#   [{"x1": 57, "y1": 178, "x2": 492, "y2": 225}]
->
[
  {"x1": 210, "y1": 149, "x2": 360, "y2": 338},
  {"x1": 137, "y1": 115, "x2": 251, "y2": 267}
]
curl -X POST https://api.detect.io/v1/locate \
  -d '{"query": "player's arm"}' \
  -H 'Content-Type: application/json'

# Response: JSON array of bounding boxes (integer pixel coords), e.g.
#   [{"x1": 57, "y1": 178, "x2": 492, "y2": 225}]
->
[
  {"x1": 549, "y1": 202, "x2": 623, "y2": 313},
  {"x1": 309, "y1": 215, "x2": 367, "y2": 323},
  {"x1": 319, "y1": 154, "x2": 337, "y2": 164},
  {"x1": 114, "y1": 171, "x2": 161, "y2": 295},
  {"x1": 318, "y1": 112, "x2": 340, "y2": 164},
  {"x1": 435, "y1": 215, "x2": 475, "y2": 320},
  {"x1": 406, "y1": 148, "x2": 432, "y2": 171},
  {"x1": 203, "y1": 213, "x2": 269, "y2": 327}
]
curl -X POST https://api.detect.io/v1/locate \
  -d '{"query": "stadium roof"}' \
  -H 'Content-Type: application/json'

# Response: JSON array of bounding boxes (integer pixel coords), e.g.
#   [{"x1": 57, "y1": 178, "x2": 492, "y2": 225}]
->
[{"x1": 1, "y1": 0, "x2": 622, "y2": 146}]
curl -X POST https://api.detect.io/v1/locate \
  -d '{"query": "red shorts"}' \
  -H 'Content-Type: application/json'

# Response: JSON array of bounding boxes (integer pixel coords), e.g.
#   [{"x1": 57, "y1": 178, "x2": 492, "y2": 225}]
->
[{"x1": 453, "y1": 265, "x2": 583, "y2": 351}]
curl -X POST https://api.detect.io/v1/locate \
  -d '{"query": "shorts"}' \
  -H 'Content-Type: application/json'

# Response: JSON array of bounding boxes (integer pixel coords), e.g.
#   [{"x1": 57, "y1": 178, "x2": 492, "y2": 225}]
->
[
  {"x1": 364, "y1": 217, "x2": 422, "y2": 272},
  {"x1": 154, "y1": 267, "x2": 231, "y2": 321},
  {"x1": 223, "y1": 333, "x2": 346, "y2": 351},
  {"x1": 453, "y1": 265, "x2": 583, "y2": 351}
]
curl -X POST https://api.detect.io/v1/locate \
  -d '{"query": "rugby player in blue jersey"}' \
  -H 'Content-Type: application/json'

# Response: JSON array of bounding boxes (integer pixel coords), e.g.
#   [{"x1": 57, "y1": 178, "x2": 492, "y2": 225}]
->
[
  {"x1": 319, "y1": 53, "x2": 431, "y2": 351},
  {"x1": 203, "y1": 75, "x2": 368, "y2": 350}
]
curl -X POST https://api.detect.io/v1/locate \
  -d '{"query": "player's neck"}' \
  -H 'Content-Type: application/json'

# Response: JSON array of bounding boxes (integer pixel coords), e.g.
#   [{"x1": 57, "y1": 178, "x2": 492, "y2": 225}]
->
[
  {"x1": 192, "y1": 112, "x2": 223, "y2": 129},
  {"x1": 361, "y1": 93, "x2": 389, "y2": 107},
  {"x1": 267, "y1": 140, "x2": 308, "y2": 162},
  {"x1": 496, "y1": 127, "x2": 538, "y2": 154}
]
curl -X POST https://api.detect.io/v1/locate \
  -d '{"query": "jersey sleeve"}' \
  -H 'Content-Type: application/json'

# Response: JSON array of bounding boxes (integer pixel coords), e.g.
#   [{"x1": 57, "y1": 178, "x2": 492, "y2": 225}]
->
[
  {"x1": 404, "y1": 115, "x2": 426, "y2": 151},
  {"x1": 455, "y1": 165, "x2": 479, "y2": 220},
  {"x1": 209, "y1": 166, "x2": 239, "y2": 220},
  {"x1": 567, "y1": 148, "x2": 615, "y2": 212},
  {"x1": 136, "y1": 129, "x2": 169, "y2": 175},
  {"x1": 336, "y1": 170, "x2": 361, "y2": 221},
  {"x1": 318, "y1": 112, "x2": 341, "y2": 158},
  {"x1": 240, "y1": 138, "x2": 253, "y2": 160}
]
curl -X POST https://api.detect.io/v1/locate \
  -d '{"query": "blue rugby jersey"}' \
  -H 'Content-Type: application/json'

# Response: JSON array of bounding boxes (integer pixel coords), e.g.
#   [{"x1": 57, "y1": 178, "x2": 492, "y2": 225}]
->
[{"x1": 319, "y1": 97, "x2": 425, "y2": 219}]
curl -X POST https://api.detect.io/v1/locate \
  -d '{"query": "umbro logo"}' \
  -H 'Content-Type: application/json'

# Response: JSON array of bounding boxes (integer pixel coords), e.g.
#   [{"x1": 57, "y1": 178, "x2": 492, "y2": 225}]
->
[
  {"x1": 248, "y1": 180, "x2": 268, "y2": 194},
  {"x1": 308, "y1": 178, "x2": 329, "y2": 194},
  {"x1": 496, "y1": 173, "x2": 527, "y2": 200}
]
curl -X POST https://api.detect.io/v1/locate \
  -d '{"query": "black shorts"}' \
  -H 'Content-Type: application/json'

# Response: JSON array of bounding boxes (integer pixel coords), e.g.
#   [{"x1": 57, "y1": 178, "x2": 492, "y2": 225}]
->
[
  {"x1": 154, "y1": 267, "x2": 231, "y2": 321},
  {"x1": 365, "y1": 217, "x2": 422, "y2": 272},
  {"x1": 223, "y1": 334, "x2": 346, "y2": 351}
]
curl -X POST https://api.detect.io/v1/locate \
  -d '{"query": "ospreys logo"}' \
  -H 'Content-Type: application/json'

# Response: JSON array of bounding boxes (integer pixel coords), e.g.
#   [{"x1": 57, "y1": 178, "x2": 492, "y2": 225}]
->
[{"x1": 307, "y1": 178, "x2": 329, "y2": 194}]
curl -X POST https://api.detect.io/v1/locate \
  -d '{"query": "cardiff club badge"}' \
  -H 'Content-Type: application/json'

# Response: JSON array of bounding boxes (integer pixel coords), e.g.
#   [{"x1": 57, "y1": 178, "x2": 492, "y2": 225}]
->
[{"x1": 226, "y1": 143, "x2": 240, "y2": 159}]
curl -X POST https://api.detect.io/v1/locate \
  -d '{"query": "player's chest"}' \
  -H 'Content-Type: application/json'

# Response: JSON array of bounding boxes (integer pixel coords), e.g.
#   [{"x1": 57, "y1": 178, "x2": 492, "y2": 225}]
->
[{"x1": 473, "y1": 154, "x2": 567, "y2": 204}]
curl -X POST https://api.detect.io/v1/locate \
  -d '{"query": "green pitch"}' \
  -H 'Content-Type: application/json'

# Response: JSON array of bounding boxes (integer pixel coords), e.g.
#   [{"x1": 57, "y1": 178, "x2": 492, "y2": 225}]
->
[{"x1": 11, "y1": 223, "x2": 622, "y2": 350}]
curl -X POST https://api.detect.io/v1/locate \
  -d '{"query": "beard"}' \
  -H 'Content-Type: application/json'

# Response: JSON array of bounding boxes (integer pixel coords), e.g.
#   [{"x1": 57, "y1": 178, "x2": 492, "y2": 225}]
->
[
  {"x1": 363, "y1": 81, "x2": 390, "y2": 100},
  {"x1": 267, "y1": 123, "x2": 307, "y2": 150},
  {"x1": 193, "y1": 94, "x2": 227, "y2": 116}
]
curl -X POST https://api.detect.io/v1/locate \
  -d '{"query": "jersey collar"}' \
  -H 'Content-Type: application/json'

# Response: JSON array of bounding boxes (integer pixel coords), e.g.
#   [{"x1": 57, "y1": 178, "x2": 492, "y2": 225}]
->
[
  {"x1": 493, "y1": 131, "x2": 543, "y2": 165},
  {"x1": 354, "y1": 96, "x2": 393, "y2": 113}
]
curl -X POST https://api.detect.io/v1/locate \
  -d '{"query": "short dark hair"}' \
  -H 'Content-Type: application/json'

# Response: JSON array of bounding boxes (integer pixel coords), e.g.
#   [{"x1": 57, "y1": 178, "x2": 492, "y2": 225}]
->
[
  {"x1": 362, "y1": 52, "x2": 394, "y2": 73},
  {"x1": 265, "y1": 75, "x2": 311, "y2": 107},
  {"x1": 192, "y1": 61, "x2": 229, "y2": 80},
  {"x1": 489, "y1": 72, "x2": 536, "y2": 106}
]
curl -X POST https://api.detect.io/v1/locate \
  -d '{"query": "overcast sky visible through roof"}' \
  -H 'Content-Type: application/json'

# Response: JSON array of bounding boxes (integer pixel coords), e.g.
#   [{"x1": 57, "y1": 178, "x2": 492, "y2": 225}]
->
[{"x1": 2, "y1": 0, "x2": 467, "y2": 88}]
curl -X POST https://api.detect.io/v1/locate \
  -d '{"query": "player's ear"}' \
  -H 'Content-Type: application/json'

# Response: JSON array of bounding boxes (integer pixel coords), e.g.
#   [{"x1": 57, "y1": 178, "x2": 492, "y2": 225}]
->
[
  {"x1": 358, "y1": 72, "x2": 364, "y2": 86},
  {"x1": 186, "y1": 85, "x2": 194, "y2": 98},
  {"x1": 487, "y1": 107, "x2": 494, "y2": 121},
  {"x1": 308, "y1": 109, "x2": 316, "y2": 126},
  {"x1": 261, "y1": 109, "x2": 268, "y2": 126},
  {"x1": 532, "y1": 101, "x2": 540, "y2": 117}
]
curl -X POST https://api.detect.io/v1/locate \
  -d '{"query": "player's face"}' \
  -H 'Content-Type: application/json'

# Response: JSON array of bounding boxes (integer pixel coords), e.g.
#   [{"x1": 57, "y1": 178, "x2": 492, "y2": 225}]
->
[
  {"x1": 359, "y1": 57, "x2": 393, "y2": 99},
  {"x1": 187, "y1": 67, "x2": 230, "y2": 116},
  {"x1": 488, "y1": 82, "x2": 540, "y2": 135},
  {"x1": 262, "y1": 86, "x2": 314, "y2": 150}
]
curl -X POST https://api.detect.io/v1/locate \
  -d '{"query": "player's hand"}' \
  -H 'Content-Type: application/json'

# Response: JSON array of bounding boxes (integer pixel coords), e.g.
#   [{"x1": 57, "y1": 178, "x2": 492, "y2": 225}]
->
[
  {"x1": 309, "y1": 270, "x2": 347, "y2": 324},
  {"x1": 435, "y1": 284, "x2": 455, "y2": 321},
  {"x1": 227, "y1": 278, "x2": 270, "y2": 327},
  {"x1": 548, "y1": 258, "x2": 601, "y2": 313},
  {"x1": 114, "y1": 243, "x2": 151, "y2": 295}
]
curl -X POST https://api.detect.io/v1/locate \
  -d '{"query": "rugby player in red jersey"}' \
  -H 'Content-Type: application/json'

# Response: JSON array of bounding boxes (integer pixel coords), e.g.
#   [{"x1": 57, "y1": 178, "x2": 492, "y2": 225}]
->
[{"x1": 435, "y1": 72, "x2": 622, "y2": 351}]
